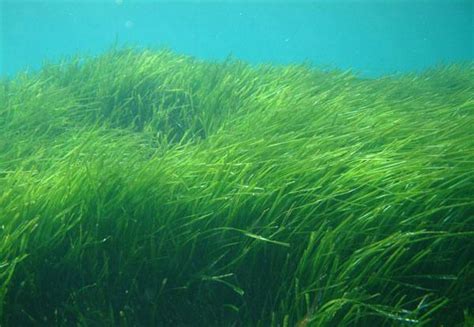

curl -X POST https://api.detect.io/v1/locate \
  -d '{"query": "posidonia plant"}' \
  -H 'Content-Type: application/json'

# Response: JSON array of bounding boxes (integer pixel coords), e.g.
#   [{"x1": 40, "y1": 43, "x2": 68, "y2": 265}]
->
[{"x1": 0, "y1": 48, "x2": 473, "y2": 326}]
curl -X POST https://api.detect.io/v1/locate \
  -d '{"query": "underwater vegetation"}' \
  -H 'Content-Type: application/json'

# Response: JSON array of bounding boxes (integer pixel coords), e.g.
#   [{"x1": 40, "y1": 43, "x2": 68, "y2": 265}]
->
[{"x1": 0, "y1": 48, "x2": 473, "y2": 326}]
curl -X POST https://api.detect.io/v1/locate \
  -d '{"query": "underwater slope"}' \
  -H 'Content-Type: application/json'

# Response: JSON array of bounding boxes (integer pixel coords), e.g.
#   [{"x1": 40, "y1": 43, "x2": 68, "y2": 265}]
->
[{"x1": 0, "y1": 49, "x2": 473, "y2": 326}]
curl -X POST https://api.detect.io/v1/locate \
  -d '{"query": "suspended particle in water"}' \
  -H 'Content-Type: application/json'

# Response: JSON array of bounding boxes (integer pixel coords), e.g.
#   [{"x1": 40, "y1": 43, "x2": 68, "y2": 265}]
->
[{"x1": 125, "y1": 20, "x2": 134, "y2": 29}]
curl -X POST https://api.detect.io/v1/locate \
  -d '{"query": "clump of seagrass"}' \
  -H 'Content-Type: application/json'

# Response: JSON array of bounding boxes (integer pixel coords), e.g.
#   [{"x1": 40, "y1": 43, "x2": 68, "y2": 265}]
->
[{"x1": 0, "y1": 48, "x2": 473, "y2": 326}]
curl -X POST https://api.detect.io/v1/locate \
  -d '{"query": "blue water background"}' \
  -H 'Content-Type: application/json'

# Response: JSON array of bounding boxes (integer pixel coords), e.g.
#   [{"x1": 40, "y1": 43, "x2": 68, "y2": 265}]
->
[{"x1": 0, "y1": 0, "x2": 472, "y2": 77}]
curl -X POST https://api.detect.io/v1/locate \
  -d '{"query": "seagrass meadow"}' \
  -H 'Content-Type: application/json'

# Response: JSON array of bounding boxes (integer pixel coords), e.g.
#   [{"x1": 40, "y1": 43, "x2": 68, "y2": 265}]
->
[{"x1": 0, "y1": 48, "x2": 473, "y2": 326}]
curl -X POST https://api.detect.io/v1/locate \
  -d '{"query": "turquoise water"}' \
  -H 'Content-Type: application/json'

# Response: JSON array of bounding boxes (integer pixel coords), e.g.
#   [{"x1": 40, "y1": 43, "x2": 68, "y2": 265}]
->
[{"x1": 1, "y1": 0, "x2": 472, "y2": 77}]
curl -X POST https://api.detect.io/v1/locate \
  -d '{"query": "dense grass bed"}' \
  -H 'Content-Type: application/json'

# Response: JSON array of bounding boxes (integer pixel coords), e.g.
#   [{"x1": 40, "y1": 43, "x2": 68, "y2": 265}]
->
[{"x1": 0, "y1": 49, "x2": 473, "y2": 326}]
